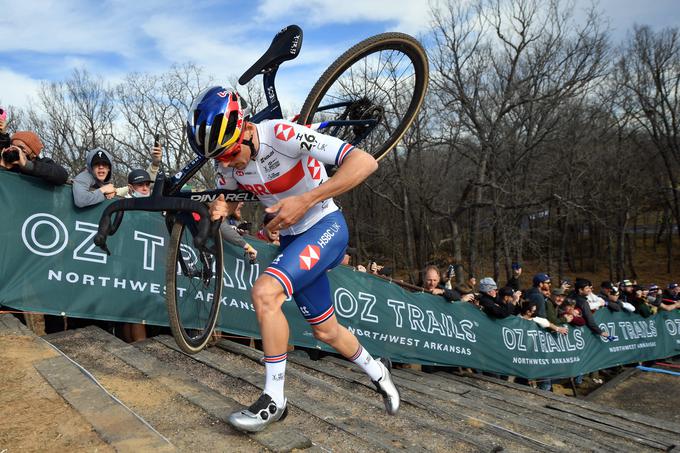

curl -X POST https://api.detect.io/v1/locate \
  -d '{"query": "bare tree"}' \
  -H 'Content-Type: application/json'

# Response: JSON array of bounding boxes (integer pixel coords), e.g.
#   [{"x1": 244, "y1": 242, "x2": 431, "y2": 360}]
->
[
  {"x1": 430, "y1": 0, "x2": 608, "y2": 277},
  {"x1": 614, "y1": 25, "x2": 680, "y2": 243}
]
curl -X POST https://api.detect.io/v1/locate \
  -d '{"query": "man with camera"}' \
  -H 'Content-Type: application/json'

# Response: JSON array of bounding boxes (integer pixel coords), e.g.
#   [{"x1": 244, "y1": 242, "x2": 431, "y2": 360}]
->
[{"x1": 0, "y1": 127, "x2": 68, "y2": 185}]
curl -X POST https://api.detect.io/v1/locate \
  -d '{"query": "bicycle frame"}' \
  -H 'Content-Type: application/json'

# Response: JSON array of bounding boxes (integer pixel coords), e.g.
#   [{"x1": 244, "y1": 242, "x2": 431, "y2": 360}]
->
[{"x1": 94, "y1": 24, "x2": 381, "y2": 256}]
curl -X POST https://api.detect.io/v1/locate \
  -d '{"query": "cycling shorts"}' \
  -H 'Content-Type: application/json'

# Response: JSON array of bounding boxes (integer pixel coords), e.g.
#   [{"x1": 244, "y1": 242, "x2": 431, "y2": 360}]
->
[{"x1": 263, "y1": 211, "x2": 348, "y2": 325}]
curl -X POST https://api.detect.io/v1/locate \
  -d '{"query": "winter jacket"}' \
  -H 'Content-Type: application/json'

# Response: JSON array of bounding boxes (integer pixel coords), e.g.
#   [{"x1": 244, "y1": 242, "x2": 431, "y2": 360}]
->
[
  {"x1": 479, "y1": 293, "x2": 514, "y2": 318},
  {"x1": 72, "y1": 148, "x2": 114, "y2": 208},
  {"x1": 526, "y1": 286, "x2": 548, "y2": 318},
  {"x1": 570, "y1": 291, "x2": 603, "y2": 335}
]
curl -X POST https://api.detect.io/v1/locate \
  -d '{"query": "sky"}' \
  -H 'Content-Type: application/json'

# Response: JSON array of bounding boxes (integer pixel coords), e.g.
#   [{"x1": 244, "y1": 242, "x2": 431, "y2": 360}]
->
[{"x1": 1, "y1": 0, "x2": 679, "y2": 114}]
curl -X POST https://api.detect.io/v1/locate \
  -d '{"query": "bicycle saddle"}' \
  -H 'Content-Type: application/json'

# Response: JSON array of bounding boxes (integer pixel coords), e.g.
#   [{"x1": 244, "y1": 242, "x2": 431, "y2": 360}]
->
[{"x1": 239, "y1": 25, "x2": 303, "y2": 85}]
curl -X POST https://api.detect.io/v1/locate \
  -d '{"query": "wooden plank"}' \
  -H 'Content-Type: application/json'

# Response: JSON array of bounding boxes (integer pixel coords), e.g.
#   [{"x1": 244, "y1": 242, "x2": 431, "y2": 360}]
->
[
  {"x1": 440, "y1": 371, "x2": 680, "y2": 437},
  {"x1": 216, "y1": 340, "x2": 516, "y2": 451},
  {"x1": 0, "y1": 314, "x2": 32, "y2": 336},
  {"x1": 157, "y1": 336, "x2": 434, "y2": 453},
  {"x1": 430, "y1": 371, "x2": 679, "y2": 450},
  {"x1": 103, "y1": 338, "x2": 312, "y2": 453},
  {"x1": 583, "y1": 368, "x2": 639, "y2": 401},
  {"x1": 218, "y1": 342, "x2": 561, "y2": 452},
  {"x1": 34, "y1": 355, "x2": 174, "y2": 452}
]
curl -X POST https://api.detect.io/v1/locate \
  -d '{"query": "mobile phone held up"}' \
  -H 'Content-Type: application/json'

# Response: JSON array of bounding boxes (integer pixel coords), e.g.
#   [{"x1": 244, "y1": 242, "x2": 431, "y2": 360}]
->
[{"x1": 0, "y1": 107, "x2": 7, "y2": 122}]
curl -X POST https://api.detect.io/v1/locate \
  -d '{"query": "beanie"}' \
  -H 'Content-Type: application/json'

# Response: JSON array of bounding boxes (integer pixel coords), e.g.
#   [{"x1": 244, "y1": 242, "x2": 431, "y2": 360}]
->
[
  {"x1": 11, "y1": 131, "x2": 44, "y2": 156},
  {"x1": 479, "y1": 277, "x2": 497, "y2": 293}
]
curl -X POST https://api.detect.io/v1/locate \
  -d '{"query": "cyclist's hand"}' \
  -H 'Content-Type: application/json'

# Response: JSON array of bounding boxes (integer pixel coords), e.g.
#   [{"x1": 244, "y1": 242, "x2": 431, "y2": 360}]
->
[
  {"x1": 265, "y1": 194, "x2": 310, "y2": 231},
  {"x1": 209, "y1": 194, "x2": 228, "y2": 221}
]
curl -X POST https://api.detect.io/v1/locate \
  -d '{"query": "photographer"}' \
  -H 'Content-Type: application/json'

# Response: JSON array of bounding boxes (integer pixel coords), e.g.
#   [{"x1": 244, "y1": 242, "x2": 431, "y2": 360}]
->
[
  {"x1": 115, "y1": 142, "x2": 163, "y2": 198},
  {"x1": 0, "y1": 130, "x2": 68, "y2": 185},
  {"x1": 422, "y1": 265, "x2": 473, "y2": 303}
]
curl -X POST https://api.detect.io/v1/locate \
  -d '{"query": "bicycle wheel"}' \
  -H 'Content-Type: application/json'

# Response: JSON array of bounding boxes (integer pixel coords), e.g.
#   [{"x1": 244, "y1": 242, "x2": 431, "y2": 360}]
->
[
  {"x1": 165, "y1": 216, "x2": 223, "y2": 354},
  {"x1": 298, "y1": 32, "x2": 429, "y2": 162}
]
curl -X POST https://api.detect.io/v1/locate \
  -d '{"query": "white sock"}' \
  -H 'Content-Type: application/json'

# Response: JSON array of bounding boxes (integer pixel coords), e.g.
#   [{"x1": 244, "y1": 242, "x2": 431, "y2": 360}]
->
[
  {"x1": 263, "y1": 353, "x2": 287, "y2": 406},
  {"x1": 349, "y1": 345, "x2": 382, "y2": 381}
]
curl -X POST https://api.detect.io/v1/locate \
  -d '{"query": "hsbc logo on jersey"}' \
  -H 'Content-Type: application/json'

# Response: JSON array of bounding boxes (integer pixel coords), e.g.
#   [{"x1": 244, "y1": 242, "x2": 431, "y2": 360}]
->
[
  {"x1": 235, "y1": 170, "x2": 245, "y2": 176},
  {"x1": 274, "y1": 123, "x2": 295, "y2": 141},
  {"x1": 307, "y1": 157, "x2": 322, "y2": 180},
  {"x1": 217, "y1": 91, "x2": 228, "y2": 98},
  {"x1": 299, "y1": 244, "x2": 321, "y2": 271}
]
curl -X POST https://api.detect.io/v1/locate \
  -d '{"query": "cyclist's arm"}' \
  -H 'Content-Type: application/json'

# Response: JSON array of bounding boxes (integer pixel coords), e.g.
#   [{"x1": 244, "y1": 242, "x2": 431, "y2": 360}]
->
[{"x1": 265, "y1": 149, "x2": 377, "y2": 231}]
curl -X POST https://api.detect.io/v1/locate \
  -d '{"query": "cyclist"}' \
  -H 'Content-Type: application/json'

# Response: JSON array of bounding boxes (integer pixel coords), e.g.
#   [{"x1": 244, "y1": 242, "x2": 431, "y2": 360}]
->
[{"x1": 190, "y1": 86, "x2": 399, "y2": 432}]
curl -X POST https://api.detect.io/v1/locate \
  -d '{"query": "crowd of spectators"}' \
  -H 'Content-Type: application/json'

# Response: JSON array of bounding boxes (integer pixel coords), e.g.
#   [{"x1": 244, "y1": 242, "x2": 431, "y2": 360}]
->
[
  {"x1": 2, "y1": 117, "x2": 680, "y2": 390},
  {"x1": 408, "y1": 262, "x2": 680, "y2": 390}
]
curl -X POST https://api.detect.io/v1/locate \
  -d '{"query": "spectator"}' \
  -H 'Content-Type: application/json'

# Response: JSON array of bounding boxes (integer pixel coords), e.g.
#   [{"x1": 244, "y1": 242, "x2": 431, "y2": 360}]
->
[
  {"x1": 422, "y1": 265, "x2": 472, "y2": 302},
  {"x1": 0, "y1": 130, "x2": 68, "y2": 185},
  {"x1": 368, "y1": 260, "x2": 384, "y2": 276},
  {"x1": 478, "y1": 278, "x2": 515, "y2": 318},
  {"x1": 526, "y1": 273, "x2": 551, "y2": 318},
  {"x1": 519, "y1": 300, "x2": 568, "y2": 335},
  {"x1": 560, "y1": 298, "x2": 586, "y2": 327},
  {"x1": 256, "y1": 212, "x2": 280, "y2": 246},
  {"x1": 630, "y1": 284, "x2": 655, "y2": 317},
  {"x1": 115, "y1": 143, "x2": 163, "y2": 198},
  {"x1": 116, "y1": 168, "x2": 157, "y2": 343},
  {"x1": 505, "y1": 262, "x2": 522, "y2": 291},
  {"x1": 662, "y1": 282, "x2": 679, "y2": 302},
  {"x1": 560, "y1": 278, "x2": 572, "y2": 293},
  {"x1": 72, "y1": 148, "x2": 116, "y2": 207},
  {"x1": 647, "y1": 284, "x2": 662, "y2": 307},
  {"x1": 599, "y1": 281, "x2": 622, "y2": 312},
  {"x1": 619, "y1": 279, "x2": 634, "y2": 303},
  {"x1": 455, "y1": 283, "x2": 478, "y2": 305},
  {"x1": 610, "y1": 286, "x2": 635, "y2": 313},
  {"x1": 570, "y1": 278, "x2": 610, "y2": 337},
  {"x1": 546, "y1": 288, "x2": 571, "y2": 325},
  {"x1": 467, "y1": 274, "x2": 477, "y2": 290},
  {"x1": 658, "y1": 283, "x2": 680, "y2": 311},
  {"x1": 126, "y1": 169, "x2": 152, "y2": 198}
]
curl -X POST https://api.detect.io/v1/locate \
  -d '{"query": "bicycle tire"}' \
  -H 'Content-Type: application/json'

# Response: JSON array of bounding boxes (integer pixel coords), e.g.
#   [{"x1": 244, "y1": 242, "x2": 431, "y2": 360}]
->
[
  {"x1": 298, "y1": 32, "x2": 429, "y2": 162},
  {"x1": 165, "y1": 218, "x2": 223, "y2": 354}
]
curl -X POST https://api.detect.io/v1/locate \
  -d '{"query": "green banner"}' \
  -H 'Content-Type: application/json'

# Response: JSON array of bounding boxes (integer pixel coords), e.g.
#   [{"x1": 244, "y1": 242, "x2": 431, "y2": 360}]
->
[{"x1": 2, "y1": 171, "x2": 679, "y2": 379}]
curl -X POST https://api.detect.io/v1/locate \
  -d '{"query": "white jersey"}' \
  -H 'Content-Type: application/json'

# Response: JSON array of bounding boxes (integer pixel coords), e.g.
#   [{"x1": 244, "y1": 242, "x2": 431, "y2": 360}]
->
[{"x1": 215, "y1": 120, "x2": 355, "y2": 236}]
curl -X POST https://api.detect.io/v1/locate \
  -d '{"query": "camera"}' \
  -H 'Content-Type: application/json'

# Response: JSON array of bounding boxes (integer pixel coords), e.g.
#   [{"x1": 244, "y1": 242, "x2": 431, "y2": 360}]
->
[
  {"x1": 447, "y1": 264, "x2": 455, "y2": 279},
  {"x1": 1, "y1": 147, "x2": 20, "y2": 164}
]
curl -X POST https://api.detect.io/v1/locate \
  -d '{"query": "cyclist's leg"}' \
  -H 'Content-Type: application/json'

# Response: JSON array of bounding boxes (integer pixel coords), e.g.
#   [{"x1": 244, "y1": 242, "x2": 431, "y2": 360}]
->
[{"x1": 294, "y1": 273, "x2": 400, "y2": 415}]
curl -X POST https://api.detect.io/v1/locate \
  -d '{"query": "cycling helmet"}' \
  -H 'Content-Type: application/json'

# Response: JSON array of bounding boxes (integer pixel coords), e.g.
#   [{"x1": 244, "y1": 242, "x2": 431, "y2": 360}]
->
[{"x1": 187, "y1": 86, "x2": 249, "y2": 159}]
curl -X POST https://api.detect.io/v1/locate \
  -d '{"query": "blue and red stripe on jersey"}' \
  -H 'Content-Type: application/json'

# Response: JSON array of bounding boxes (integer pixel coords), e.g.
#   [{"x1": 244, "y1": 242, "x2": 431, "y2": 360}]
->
[
  {"x1": 306, "y1": 305, "x2": 335, "y2": 325},
  {"x1": 264, "y1": 267, "x2": 294, "y2": 297},
  {"x1": 335, "y1": 143, "x2": 355, "y2": 166}
]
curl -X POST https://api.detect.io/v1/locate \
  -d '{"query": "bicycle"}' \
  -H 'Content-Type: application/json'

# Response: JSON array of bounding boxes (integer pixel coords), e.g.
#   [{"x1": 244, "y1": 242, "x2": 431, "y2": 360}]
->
[{"x1": 94, "y1": 24, "x2": 429, "y2": 354}]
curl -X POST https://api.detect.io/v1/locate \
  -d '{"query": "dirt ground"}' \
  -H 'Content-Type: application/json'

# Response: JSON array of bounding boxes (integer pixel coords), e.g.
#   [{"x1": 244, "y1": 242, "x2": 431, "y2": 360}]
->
[
  {"x1": 0, "y1": 335, "x2": 112, "y2": 452},
  {"x1": 588, "y1": 367, "x2": 680, "y2": 423}
]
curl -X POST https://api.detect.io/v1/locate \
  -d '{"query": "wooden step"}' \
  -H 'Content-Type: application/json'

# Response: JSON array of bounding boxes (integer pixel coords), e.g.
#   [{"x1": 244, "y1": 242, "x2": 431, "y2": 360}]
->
[{"x1": 34, "y1": 350, "x2": 174, "y2": 452}]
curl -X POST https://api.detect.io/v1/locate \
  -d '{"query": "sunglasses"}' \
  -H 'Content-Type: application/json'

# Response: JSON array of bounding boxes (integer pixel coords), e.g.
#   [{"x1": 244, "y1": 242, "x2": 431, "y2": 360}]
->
[{"x1": 216, "y1": 131, "x2": 246, "y2": 162}]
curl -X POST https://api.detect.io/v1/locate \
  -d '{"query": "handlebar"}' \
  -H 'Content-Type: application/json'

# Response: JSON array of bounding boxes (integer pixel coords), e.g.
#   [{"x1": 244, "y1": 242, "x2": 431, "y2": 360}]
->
[{"x1": 94, "y1": 195, "x2": 215, "y2": 255}]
